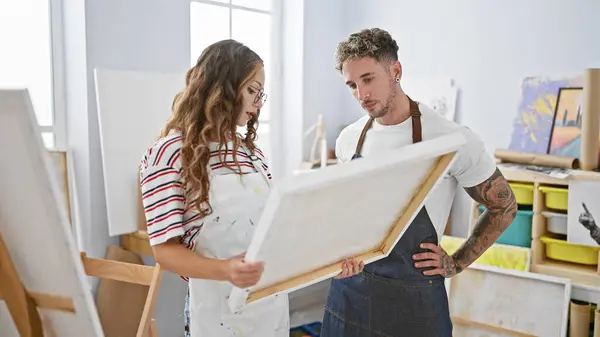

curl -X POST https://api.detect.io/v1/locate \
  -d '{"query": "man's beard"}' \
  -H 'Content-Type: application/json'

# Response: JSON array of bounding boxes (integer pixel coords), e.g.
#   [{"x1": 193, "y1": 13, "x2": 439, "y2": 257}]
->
[{"x1": 372, "y1": 80, "x2": 398, "y2": 118}]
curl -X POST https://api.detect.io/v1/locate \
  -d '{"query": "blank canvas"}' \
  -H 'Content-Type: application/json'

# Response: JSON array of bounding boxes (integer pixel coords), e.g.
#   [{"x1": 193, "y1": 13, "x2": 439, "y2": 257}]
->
[
  {"x1": 449, "y1": 263, "x2": 570, "y2": 336},
  {"x1": 94, "y1": 68, "x2": 185, "y2": 236},
  {"x1": 0, "y1": 89, "x2": 104, "y2": 337},
  {"x1": 401, "y1": 77, "x2": 458, "y2": 121},
  {"x1": 227, "y1": 132, "x2": 467, "y2": 312}
]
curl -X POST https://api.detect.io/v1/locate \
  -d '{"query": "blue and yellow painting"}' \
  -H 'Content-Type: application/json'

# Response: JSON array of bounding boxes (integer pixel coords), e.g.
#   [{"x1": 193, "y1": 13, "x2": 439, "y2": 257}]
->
[
  {"x1": 508, "y1": 76, "x2": 583, "y2": 154},
  {"x1": 548, "y1": 88, "x2": 583, "y2": 157}
]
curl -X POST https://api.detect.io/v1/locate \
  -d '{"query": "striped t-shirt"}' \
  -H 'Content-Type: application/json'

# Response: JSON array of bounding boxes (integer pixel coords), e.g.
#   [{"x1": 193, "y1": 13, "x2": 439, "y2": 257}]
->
[{"x1": 139, "y1": 131, "x2": 272, "y2": 250}]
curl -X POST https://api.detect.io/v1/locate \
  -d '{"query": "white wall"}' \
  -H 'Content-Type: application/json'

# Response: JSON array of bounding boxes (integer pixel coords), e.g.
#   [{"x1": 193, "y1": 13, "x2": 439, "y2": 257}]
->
[
  {"x1": 61, "y1": 0, "x2": 190, "y2": 335},
  {"x1": 336, "y1": 0, "x2": 600, "y2": 236},
  {"x1": 278, "y1": 0, "x2": 305, "y2": 177},
  {"x1": 301, "y1": 0, "x2": 347, "y2": 160},
  {"x1": 278, "y1": 0, "x2": 348, "y2": 176}
]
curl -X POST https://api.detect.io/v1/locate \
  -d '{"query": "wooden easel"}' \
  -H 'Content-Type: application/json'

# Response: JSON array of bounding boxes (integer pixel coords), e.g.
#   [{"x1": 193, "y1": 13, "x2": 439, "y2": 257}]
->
[
  {"x1": 0, "y1": 233, "x2": 61, "y2": 337},
  {"x1": 0, "y1": 233, "x2": 162, "y2": 337},
  {"x1": 81, "y1": 252, "x2": 162, "y2": 337}
]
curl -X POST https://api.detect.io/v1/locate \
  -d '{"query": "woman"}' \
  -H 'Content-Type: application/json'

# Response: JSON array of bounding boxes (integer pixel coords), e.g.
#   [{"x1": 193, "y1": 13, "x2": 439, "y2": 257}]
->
[{"x1": 139, "y1": 39, "x2": 363, "y2": 336}]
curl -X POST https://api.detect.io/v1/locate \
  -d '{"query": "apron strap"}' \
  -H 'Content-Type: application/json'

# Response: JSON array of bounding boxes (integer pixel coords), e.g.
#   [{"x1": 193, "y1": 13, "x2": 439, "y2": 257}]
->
[
  {"x1": 409, "y1": 98, "x2": 422, "y2": 144},
  {"x1": 352, "y1": 96, "x2": 423, "y2": 158},
  {"x1": 240, "y1": 143, "x2": 271, "y2": 187},
  {"x1": 354, "y1": 117, "x2": 375, "y2": 156}
]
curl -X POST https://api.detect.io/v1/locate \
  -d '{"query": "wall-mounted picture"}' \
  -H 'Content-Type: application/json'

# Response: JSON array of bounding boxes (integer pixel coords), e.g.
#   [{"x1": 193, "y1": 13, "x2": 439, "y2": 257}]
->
[
  {"x1": 548, "y1": 87, "x2": 584, "y2": 158},
  {"x1": 567, "y1": 180, "x2": 600, "y2": 247}
]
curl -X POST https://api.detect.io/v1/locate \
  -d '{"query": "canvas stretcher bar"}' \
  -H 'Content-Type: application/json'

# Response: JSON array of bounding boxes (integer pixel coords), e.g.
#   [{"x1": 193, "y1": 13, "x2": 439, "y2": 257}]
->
[
  {"x1": 0, "y1": 233, "x2": 75, "y2": 337},
  {"x1": 227, "y1": 132, "x2": 467, "y2": 313},
  {"x1": 246, "y1": 152, "x2": 455, "y2": 303},
  {"x1": 0, "y1": 89, "x2": 105, "y2": 337}
]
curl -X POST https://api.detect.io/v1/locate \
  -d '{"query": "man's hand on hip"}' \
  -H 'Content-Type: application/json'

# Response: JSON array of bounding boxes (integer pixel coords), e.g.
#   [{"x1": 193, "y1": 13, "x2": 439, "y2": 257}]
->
[{"x1": 412, "y1": 243, "x2": 460, "y2": 278}]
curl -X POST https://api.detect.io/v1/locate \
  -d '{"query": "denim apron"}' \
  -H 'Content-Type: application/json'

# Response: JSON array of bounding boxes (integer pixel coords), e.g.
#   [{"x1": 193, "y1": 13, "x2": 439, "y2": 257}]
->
[{"x1": 321, "y1": 98, "x2": 453, "y2": 337}]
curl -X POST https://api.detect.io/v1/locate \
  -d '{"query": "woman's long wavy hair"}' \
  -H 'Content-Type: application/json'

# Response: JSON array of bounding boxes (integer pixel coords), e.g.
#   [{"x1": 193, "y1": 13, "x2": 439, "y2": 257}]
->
[{"x1": 161, "y1": 39, "x2": 263, "y2": 217}]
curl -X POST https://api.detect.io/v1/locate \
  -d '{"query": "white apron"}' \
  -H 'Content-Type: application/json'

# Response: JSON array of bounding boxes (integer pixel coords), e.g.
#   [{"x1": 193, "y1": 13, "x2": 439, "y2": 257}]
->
[{"x1": 188, "y1": 148, "x2": 289, "y2": 337}]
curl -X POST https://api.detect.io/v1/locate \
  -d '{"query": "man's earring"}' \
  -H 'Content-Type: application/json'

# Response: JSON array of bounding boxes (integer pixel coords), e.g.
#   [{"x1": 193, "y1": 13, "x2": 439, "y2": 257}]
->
[{"x1": 395, "y1": 77, "x2": 400, "y2": 83}]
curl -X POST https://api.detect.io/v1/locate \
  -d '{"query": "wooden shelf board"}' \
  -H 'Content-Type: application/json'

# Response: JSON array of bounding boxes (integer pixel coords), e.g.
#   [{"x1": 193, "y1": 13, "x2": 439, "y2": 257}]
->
[
  {"x1": 499, "y1": 166, "x2": 568, "y2": 186},
  {"x1": 499, "y1": 165, "x2": 600, "y2": 186},
  {"x1": 531, "y1": 259, "x2": 600, "y2": 288}
]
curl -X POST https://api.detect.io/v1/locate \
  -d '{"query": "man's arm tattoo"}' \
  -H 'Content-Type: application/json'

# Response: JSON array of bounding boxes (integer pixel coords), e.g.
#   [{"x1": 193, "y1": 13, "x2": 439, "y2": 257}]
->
[{"x1": 451, "y1": 168, "x2": 518, "y2": 273}]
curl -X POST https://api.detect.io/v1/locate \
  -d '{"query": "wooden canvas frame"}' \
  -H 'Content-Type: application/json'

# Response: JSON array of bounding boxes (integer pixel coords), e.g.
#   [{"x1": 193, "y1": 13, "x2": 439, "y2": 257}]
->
[
  {"x1": 227, "y1": 132, "x2": 467, "y2": 312},
  {"x1": 547, "y1": 86, "x2": 584, "y2": 156},
  {"x1": 0, "y1": 89, "x2": 104, "y2": 336},
  {"x1": 0, "y1": 89, "x2": 162, "y2": 337},
  {"x1": 47, "y1": 150, "x2": 72, "y2": 224},
  {"x1": 80, "y1": 252, "x2": 162, "y2": 337}
]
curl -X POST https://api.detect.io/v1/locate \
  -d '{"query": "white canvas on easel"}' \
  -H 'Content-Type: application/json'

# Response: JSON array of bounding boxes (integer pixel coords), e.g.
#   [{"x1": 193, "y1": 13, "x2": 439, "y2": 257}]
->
[
  {"x1": 0, "y1": 89, "x2": 104, "y2": 337},
  {"x1": 227, "y1": 132, "x2": 468, "y2": 313},
  {"x1": 94, "y1": 69, "x2": 185, "y2": 236}
]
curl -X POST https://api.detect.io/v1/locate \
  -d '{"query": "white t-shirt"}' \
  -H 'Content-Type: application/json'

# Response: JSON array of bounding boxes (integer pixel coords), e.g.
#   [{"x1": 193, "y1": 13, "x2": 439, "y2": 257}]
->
[{"x1": 335, "y1": 102, "x2": 496, "y2": 240}]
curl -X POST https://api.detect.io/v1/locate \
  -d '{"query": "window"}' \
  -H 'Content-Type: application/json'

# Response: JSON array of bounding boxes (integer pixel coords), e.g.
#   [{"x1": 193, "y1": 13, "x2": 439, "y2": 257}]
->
[
  {"x1": 190, "y1": 0, "x2": 274, "y2": 162},
  {"x1": 0, "y1": 0, "x2": 64, "y2": 150}
]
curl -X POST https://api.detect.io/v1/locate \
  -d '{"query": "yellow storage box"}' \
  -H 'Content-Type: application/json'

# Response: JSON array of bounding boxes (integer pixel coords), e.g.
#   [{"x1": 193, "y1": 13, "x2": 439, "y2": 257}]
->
[
  {"x1": 538, "y1": 186, "x2": 568, "y2": 211},
  {"x1": 540, "y1": 236, "x2": 600, "y2": 265},
  {"x1": 508, "y1": 182, "x2": 534, "y2": 205}
]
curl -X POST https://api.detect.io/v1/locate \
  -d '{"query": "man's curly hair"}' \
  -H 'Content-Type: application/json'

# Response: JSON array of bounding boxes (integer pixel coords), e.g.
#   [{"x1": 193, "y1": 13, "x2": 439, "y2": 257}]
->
[{"x1": 335, "y1": 28, "x2": 399, "y2": 72}]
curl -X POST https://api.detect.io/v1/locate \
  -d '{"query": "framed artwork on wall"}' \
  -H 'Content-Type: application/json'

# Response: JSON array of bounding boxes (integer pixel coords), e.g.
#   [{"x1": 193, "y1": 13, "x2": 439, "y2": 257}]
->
[
  {"x1": 508, "y1": 75, "x2": 583, "y2": 154},
  {"x1": 547, "y1": 87, "x2": 584, "y2": 158}
]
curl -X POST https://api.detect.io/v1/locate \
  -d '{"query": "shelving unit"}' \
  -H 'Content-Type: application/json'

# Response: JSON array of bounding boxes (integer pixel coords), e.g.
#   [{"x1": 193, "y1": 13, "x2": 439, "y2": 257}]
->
[{"x1": 469, "y1": 165, "x2": 600, "y2": 304}]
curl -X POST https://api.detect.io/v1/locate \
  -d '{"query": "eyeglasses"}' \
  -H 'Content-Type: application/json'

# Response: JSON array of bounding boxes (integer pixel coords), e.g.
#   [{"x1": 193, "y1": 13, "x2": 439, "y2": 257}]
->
[{"x1": 251, "y1": 86, "x2": 268, "y2": 105}]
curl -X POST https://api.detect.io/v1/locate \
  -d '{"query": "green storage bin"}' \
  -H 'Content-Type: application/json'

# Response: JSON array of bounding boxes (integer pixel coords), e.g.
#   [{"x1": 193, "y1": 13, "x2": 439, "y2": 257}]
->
[{"x1": 478, "y1": 205, "x2": 533, "y2": 247}]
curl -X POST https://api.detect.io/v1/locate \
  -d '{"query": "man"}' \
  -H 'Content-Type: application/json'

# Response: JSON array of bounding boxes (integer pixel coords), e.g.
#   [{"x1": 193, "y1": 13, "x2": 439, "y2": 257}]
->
[{"x1": 321, "y1": 28, "x2": 518, "y2": 336}]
